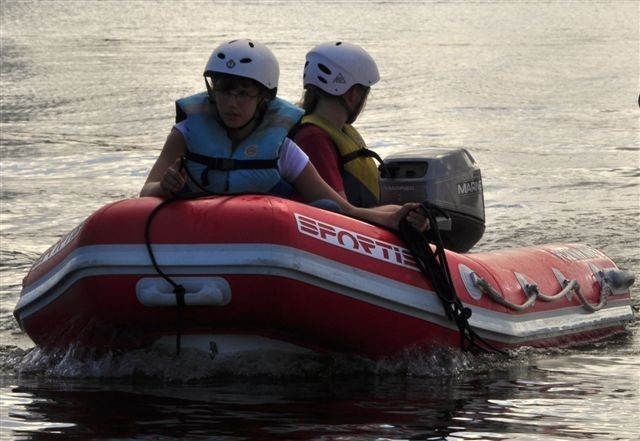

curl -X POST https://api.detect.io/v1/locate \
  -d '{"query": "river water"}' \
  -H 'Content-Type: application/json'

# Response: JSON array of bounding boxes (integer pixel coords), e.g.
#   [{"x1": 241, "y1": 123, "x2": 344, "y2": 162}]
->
[{"x1": 1, "y1": 1, "x2": 638, "y2": 439}]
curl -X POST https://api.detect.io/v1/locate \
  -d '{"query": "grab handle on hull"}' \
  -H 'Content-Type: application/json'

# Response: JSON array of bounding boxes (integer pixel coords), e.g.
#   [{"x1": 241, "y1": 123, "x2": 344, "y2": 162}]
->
[
  {"x1": 473, "y1": 275, "x2": 551, "y2": 311},
  {"x1": 136, "y1": 277, "x2": 231, "y2": 307},
  {"x1": 458, "y1": 264, "x2": 633, "y2": 313},
  {"x1": 515, "y1": 271, "x2": 576, "y2": 303}
]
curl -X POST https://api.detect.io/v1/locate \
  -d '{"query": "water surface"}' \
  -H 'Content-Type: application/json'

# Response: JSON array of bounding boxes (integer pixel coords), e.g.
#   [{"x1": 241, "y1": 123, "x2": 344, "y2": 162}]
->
[{"x1": 1, "y1": 1, "x2": 638, "y2": 439}]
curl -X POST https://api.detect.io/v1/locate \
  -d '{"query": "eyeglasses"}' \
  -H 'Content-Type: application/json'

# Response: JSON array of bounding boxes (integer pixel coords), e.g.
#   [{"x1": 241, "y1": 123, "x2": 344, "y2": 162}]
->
[{"x1": 213, "y1": 88, "x2": 260, "y2": 104}]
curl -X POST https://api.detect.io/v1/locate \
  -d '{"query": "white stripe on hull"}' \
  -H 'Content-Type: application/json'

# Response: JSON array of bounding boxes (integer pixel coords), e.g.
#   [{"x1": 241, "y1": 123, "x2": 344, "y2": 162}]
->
[{"x1": 17, "y1": 243, "x2": 634, "y2": 345}]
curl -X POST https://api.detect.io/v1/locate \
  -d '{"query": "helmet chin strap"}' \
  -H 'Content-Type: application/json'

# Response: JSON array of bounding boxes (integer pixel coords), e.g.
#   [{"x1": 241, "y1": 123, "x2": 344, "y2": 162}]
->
[
  {"x1": 338, "y1": 96, "x2": 363, "y2": 125},
  {"x1": 338, "y1": 96, "x2": 358, "y2": 124}
]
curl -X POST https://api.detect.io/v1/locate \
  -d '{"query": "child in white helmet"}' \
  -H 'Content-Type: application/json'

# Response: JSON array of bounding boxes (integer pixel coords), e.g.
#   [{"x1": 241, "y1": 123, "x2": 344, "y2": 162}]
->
[
  {"x1": 295, "y1": 41, "x2": 383, "y2": 208},
  {"x1": 140, "y1": 39, "x2": 427, "y2": 232}
]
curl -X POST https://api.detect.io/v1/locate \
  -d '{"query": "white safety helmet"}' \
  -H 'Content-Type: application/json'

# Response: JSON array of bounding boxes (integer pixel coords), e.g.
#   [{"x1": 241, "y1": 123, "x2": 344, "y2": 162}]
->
[
  {"x1": 204, "y1": 39, "x2": 279, "y2": 90},
  {"x1": 303, "y1": 41, "x2": 380, "y2": 96}
]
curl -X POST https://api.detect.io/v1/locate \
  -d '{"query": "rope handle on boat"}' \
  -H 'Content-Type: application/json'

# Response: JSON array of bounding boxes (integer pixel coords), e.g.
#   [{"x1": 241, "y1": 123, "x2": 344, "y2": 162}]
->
[
  {"x1": 144, "y1": 195, "x2": 188, "y2": 356},
  {"x1": 143, "y1": 154, "x2": 271, "y2": 356},
  {"x1": 470, "y1": 271, "x2": 611, "y2": 313},
  {"x1": 398, "y1": 201, "x2": 507, "y2": 356},
  {"x1": 143, "y1": 155, "x2": 225, "y2": 356}
]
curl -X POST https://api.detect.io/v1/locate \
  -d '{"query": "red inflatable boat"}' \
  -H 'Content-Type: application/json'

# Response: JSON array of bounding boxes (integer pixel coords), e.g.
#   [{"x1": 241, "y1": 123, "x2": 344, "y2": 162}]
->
[{"x1": 14, "y1": 195, "x2": 635, "y2": 357}]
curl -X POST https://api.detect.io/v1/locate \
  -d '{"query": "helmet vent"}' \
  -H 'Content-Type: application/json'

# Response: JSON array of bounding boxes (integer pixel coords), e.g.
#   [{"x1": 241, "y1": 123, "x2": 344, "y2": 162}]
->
[
  {"x1": 335, "y1": 42, "x2": 342, "y2": 46},
  {"x1": 318, "y1": 63, "x2": 332, "y2": 75},
  {"x1": 317, "y1": 76, "x2": 328, "y2": 84},
  {"x1": 206, "y1": 39, "x2": 279, "y2": 89}
]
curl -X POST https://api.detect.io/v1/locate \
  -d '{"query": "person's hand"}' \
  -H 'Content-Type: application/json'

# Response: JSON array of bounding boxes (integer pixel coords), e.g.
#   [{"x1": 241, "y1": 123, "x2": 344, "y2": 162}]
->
[
  {"x1": 406, "y1": 204, "x2": 430, "y2": 232},
  {"x1": 160, "y1": 158, "x2": 186, "y2": 197},
  {"x1": 393, "y1": 203, "x2": 430, "y2": 232}
]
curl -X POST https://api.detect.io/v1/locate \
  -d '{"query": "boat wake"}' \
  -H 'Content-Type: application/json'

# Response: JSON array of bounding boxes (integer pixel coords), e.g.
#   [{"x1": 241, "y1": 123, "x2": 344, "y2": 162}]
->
[{"x1": 4, "y1": 343, "x2": 527, "y2": 382}]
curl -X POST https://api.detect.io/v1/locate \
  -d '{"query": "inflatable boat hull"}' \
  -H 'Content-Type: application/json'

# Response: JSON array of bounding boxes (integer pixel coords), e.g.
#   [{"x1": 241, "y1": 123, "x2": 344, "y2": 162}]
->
[{"x1": 14, "y1": 196, "x2": 635, "y2": 357}]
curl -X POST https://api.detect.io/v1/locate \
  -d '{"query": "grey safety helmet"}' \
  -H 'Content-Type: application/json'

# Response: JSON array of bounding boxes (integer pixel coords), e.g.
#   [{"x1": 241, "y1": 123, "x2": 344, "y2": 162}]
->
[
  {"x1": 303, "y1": 41, "x2": 379, "y2": 96},
  {"x1": 204, "y1": 39, "x2": 279, "y2": 90}
]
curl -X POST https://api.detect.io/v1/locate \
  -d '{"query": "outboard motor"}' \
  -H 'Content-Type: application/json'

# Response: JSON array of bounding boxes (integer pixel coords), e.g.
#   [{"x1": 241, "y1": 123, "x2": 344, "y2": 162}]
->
[{"x1": 380, "y1": 148, "x2": 485, "y2": 252}]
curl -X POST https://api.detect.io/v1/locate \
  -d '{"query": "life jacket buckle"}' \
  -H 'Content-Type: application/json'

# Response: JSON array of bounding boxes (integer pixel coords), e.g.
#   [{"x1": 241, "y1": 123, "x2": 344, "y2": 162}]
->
[{"x1": 215, "y1": 158, "x2": 236, "y2": 171}]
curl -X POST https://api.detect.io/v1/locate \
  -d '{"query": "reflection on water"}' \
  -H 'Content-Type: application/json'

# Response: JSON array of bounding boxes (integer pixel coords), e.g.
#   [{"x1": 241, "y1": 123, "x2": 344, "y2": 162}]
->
[
  {"x1": 2, "y1": 342, "x2": 638, "y2": 441},
  {"x1": 0, "y1": 338, "x2": 635, "y2": 440}
]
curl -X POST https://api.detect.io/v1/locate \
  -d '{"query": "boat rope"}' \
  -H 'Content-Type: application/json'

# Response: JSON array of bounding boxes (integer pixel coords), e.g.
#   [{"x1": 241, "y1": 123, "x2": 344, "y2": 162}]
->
[
  {"x1": 398, "y1": 201, "x2": 507, "y2": 356},
  {"x1": 143, "y1": 196, "x2": 187, "y2": 356},
  {"x1": 143, "y1": 154, "x2": 274, "y2": 356},
  {"x1": 142, "y1": 156, "x2": 214, "y2": 356},
  {"x1": 474, "y1": 275, "x2": 611, "y2": 312},
  {"x1": 179, "y1": 154, "x2": 238, "y2": 196}
]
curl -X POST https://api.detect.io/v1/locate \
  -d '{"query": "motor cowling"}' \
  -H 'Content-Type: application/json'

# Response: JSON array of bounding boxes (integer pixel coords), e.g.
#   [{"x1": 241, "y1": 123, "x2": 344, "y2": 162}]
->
[{"x1": 379, "y1": 148, "x2": 485, "y2": 252}]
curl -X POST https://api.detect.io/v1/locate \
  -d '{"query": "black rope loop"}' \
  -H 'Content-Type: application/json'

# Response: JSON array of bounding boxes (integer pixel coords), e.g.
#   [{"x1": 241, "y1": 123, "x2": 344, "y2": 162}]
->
[
  {"x1": 398, "y1": 201, "x2": 507, "y2": 356},
  {"x1": 142, "y1": 157, "x2": 214, "y2": 356},
  {"x1": 142, "y1": 154, "x2": 275, "y2": 356},
  {"x1": 144, "y1": 196, "x2": 189, "y2": 356}
]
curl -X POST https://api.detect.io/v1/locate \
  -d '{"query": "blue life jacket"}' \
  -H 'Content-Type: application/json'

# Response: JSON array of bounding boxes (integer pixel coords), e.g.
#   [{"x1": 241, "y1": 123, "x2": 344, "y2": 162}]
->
[{"x1": 175, "y1": 92, "x2": 303, "y2": 195}]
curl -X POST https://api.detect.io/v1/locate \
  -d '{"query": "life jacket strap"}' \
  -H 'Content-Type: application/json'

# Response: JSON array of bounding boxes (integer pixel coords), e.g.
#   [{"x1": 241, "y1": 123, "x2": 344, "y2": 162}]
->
[
  {"x1": 186, "y1": 151, "x2": 279, "y2": 187},
  {"x1": 340, "y1": 148, "x2": 388, "y2": 176},
  {"x1": 185, "y1": 151, "x2": 278, "y2": 171},
  {"x1": 340, "y1": 148, "x2": 384, "y2": 165}
]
